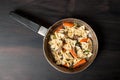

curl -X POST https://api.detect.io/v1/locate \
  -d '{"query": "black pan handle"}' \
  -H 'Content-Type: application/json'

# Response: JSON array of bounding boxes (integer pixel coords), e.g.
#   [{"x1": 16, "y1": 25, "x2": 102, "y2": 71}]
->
[{"x1": 9, "y1": 11, "x2": 47, "y2": 36}]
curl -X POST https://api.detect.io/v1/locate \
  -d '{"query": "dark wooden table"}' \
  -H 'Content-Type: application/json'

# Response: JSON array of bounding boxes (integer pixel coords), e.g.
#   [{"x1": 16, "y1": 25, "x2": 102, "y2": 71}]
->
[{"x1": 0, "y1": 0, "x2": 120, "y2": 80}]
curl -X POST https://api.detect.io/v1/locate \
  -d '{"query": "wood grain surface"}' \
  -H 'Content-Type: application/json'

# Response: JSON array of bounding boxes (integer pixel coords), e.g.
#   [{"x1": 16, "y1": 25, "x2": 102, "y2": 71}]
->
[{"x1": 0, "y1": 0, "x2": 120, "y2": 80}]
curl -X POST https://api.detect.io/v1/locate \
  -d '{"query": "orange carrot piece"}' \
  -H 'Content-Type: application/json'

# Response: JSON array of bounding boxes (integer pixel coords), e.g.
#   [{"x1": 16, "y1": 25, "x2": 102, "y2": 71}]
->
[
  {"x1": 63, "y1": 63, "x2": 68, "y2": 68},
  {"x1": 55, "y1": 25, "x2": 63, "y2": 32},
  {"x1": 63, "y1": 22, "x2": 74, "y2": 27},
  {"x1": 80, "y1": 38, "x2": 89, "y2": 42},
  {"x1": 73, "y1": 59, "x2": 87, "y2": 68},
  {"x1": 70, "y1": 49, "x2": 78, "y2": 58}
]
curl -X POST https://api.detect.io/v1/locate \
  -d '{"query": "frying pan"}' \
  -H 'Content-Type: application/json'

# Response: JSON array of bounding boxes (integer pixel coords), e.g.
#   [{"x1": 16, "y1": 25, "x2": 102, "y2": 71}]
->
[{"x1": 9, "y1": 11, "x2": 98, "y2": 74}]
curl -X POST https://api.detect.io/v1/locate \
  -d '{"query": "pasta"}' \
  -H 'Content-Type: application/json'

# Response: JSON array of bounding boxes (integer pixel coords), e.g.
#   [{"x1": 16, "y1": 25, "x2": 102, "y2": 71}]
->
[{"x1": 48, "y1": 21, "x2": 93, "y2": 68}]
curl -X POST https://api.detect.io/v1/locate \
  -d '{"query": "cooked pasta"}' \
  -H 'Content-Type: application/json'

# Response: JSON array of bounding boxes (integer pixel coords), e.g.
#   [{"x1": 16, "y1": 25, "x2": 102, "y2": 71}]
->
[{"x1": 48, "y1": 21, "x2": 93, "y2": 68}]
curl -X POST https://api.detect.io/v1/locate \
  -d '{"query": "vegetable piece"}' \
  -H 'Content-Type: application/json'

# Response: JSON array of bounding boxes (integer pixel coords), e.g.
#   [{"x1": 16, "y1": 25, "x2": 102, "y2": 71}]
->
[
  {"x1": 55, "y1": 25, "x2": 63, "y2": 32},
  {"x1": 63, "y1": 63, "x2": 68, "y2": 67},
  {"x1": 83, "y1": 50, "x2": 90, "y2": 53},
  {"x1": 63, "y1": 22, "x2": 74, "y2": 27},
  {"x1": 83, "y1": 50, "x2": 90, "y2": 55},
  {"x1": 70, "y1": 49, "x2": 78, "y2": 58},
  {"x1": 73, "y1": 59, "x2": 86, "y2": 68},
  {"x1": 80, "y1": 38, "x2": 89, "y2": 42}
]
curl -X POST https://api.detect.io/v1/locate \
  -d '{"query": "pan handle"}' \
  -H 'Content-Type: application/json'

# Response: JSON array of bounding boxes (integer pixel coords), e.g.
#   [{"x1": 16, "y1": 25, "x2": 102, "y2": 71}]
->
[{"x1": 9, "y1": 11, "x2": 47, "y2": 36}]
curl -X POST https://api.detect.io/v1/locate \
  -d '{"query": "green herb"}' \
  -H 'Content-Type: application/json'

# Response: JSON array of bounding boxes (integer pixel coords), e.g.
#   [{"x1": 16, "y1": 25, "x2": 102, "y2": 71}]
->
[
  {"x1": 74, "y1": 22, "x2": 77, "y2": 27},
  {"x1": 53, "y1": 35, "x2": 56, "y2": 39},
  {"x1": 83, "y1": 50, "x2": 90, "y2": 53}
]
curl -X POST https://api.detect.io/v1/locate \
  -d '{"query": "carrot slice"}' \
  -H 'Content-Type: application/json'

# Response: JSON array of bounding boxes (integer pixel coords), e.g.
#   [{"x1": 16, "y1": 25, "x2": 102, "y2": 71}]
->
[
  {"x1": 55, "y1": 25, "x2": 63, "y2": 32},
  {"x1": 80, "y1": 38, "x2": 89, "y2": 42},
  {"x1": 73, "y1": 59, "x2": 86, "y2": 68},
  {"x1": 63, "y1": 63, "x2": 68, "y2": 68},
  {"x1": 70, "y1": 49, "x2": 78, "y2": 58},
  {"x1": 63, "y1": 22, "x2": 74, "y2": 27}
]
